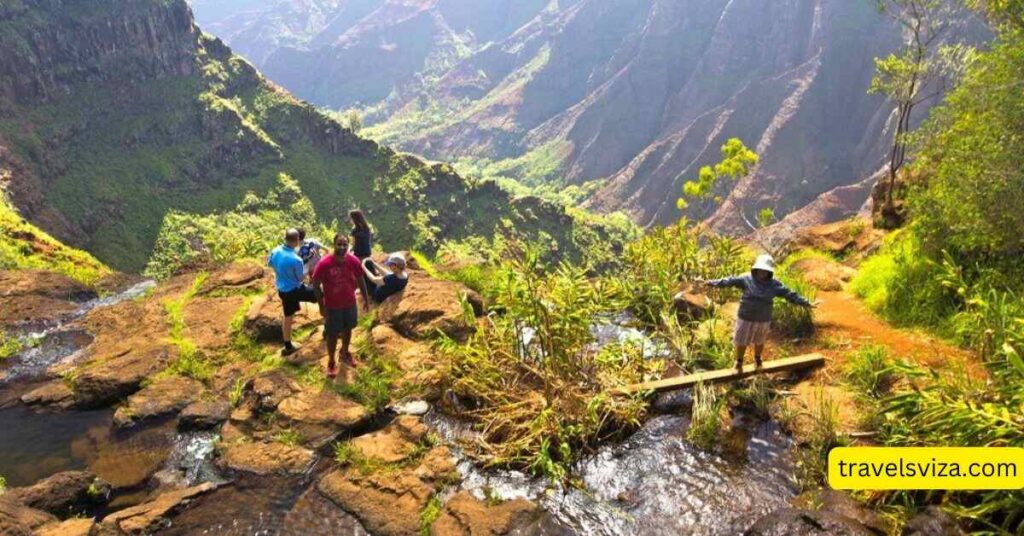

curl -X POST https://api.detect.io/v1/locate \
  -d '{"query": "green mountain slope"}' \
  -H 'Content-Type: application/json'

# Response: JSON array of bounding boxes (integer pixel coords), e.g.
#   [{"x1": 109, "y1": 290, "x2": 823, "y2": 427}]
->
[{"x1": 0, "y1": 0, "x2": 626, "y2": 273}]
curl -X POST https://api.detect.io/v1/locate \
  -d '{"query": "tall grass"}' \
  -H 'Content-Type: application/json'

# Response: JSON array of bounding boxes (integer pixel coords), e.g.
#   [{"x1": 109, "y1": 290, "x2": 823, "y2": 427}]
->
[{"x1": 437, "y1": 247, "x2": 657, "y2": 478}]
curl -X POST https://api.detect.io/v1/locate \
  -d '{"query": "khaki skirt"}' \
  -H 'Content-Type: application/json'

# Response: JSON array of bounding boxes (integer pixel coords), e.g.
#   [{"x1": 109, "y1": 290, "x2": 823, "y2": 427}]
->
[{"x1": 733, "y1": 318, "x2": 770, "y2": 346}]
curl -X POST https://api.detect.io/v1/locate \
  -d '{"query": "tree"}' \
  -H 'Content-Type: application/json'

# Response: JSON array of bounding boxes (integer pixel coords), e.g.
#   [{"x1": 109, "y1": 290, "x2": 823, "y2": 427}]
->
[
  {"x1": 345, "y1": 109, "x2": 362, "y2": 133},
  {"x1": 676, "y1": 138, "x2": 758, "y2": 212},
  {"x1": 869, "y1": 0, "x2": 956, "y2": 225}
]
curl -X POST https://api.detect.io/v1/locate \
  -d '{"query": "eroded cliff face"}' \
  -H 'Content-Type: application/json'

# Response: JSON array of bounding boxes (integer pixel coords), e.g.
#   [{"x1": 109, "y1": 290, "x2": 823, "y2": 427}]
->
[
  {"x1": 0, "y1": 0, "x2": 616, "y2": 272},
  {"x1": 190, "y1": 0, "x2": 979, "y2": 234}
]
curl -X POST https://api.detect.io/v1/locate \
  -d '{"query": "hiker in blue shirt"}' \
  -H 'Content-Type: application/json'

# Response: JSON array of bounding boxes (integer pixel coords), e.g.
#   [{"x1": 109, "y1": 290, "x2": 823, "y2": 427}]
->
[
  {"x1": 697, "y1": 255, "x2": 818, "y2": 372},
  {"x1": 268, "y1": 229, "x2": 317, "y2": 355}
]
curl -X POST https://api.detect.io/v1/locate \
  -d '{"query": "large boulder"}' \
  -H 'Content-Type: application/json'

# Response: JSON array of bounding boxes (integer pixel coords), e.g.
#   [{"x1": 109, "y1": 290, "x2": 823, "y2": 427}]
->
[
  {"x1": 72, "y1": 347, "x2": 171, "y2": 408},
  {"x1": 20, "y1": 380, "x2": 75, "y2": 409},
  {"x1": 0, "y1": 496, "x2": 56, "y2": 535},
  {"x1": 217, "y1": 440, "x2": 316, "y2": 476},
  {"x1": 277, "y1": 387, "x2": 370, "y2": 447},
  {"x1": 5, "y1": 470, "x2": 110, "y2": 517},
  {"x1": 430, "y1": 491, "x2": 538, "y2": 536},
  {"x1": 349, "y1": 415, "x2": 427, "y2": 464},
  {"x1": 672, "y1": 289, "x2": 712, "y2": 322},
  {"x1": 113, "y1": 376, "x2": 204, "y2": 428},
  {"x1": 100, "y1": 483, "x2": 215, "y2": 534},
  {"x1": 36, "y1": 518, "x2": 97, "y2": 536},
  {"x1": 376, "y1": 276, "x2": 483, "y2": 341},
  {"x1": 318, "y1": 416, "x2": 458, "y2": 536},
  {"x1": 178, "y1": 400, "x2": 231, "y2": 430},
  {"x1": 0, "y1": 270, "x2": 96, "y2": 327},
  {"x1": 242, "y1": 292, "x2": 320, "y2": 342},
  {"x1": 369, "y1": 325, "x2": 442, "y2": 400},
  {"x1": 789, "y1": 257, "x2": 856, "y2": 292},
  {"x1": 197, "y1": 261, "x2": 267, "y2": 295}
]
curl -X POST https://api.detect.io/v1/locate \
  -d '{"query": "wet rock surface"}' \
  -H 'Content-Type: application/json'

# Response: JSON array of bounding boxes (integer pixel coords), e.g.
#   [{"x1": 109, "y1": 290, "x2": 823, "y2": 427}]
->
[
  {"x1": 0, "y1": 270, "x2": 96, "y2": 327},
  {"x1": 903, "y1": 506, "x2": 966, "y2": 536},
  {"x1": 36, "y1": 517, "x2": 98, "y2": 536},
  {"x1": 0, "y1": 495, "x2": 56, "y2": 535},
  {"x1": 178, "y1": 400, "x2": 230, "y2": 430},
  {"x1": 744, "y1": 507, "x2": 879, "y2": 536},
  {"x1": 113, "y1": 376, "x2": 204, "y2": 427},
  {"x1": 72, "y1": 347, "x2": 171, "y2": 408},
  {"x1": 5, "y1": 470, "x2": 110, "y2": 518},
  {"x1": 431, "y1": 491, "x2": 539, "y2": 536},
  {"x1": 20, "y1": 380, "x2": 75, "y2": 408},
  {"x1": 217, "y1": 440, "x2": 316, "y2": 476},
  {"x1": 100, "y1": 482, "x2": 216, "y2": 534}
]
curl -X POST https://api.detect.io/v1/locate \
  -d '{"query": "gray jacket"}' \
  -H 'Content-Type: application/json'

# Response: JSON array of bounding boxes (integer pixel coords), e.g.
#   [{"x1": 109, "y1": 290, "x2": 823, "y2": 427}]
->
[{"x1": 707, "y1": 274, "x2": 811, "y2": 323}]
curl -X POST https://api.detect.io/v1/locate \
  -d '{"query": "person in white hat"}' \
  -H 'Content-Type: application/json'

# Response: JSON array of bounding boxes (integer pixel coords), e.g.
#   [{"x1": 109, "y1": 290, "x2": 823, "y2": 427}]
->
[
  {"x1": 697, "y1": 254, "x2": 817, "y2": 372},
  {"x1": 361, "y1": 253, "x2": 409, "y2": 304}
]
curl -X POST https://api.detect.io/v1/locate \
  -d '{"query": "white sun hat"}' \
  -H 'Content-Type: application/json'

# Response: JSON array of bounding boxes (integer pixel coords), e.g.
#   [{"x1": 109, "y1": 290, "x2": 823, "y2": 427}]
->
[{"x1": 751, "y1": 254, "x2": 776, "y2": 273}]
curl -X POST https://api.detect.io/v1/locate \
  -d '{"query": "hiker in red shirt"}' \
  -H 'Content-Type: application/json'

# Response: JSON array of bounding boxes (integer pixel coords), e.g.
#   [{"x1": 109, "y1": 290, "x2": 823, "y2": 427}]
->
[{"x1": 312, "y1": 233, "x2": 369, "y2": 378}]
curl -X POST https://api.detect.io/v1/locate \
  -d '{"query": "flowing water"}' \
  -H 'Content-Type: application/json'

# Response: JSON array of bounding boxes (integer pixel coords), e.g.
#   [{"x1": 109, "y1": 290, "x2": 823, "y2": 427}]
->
[{"x1": 0, "y1": 293, "x2": 794, "y2": 535}]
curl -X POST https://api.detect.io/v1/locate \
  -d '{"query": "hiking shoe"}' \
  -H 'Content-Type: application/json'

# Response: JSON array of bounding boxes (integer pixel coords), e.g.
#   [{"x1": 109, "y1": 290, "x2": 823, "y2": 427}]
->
[
  {"x1": 282, "y1": 344, "x2": 298, "y2": 356},
  {"x1": 733, "y1": 361, "x2": 743, "y2": 373},
  {"x1": 326, "y1": 364, "x2": 338, "y2": 379},
  {"x1": 754, "y1": 358, "x2": 763, "y2": 369},
  {"x1": 342, "y1": 352, "x2": 362, "y2": 368}
]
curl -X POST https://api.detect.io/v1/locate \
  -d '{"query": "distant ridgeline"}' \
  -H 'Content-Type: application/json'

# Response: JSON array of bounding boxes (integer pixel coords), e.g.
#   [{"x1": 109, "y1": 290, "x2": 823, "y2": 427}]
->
[{"x1": 0, "y1": 0, "x2": 631, "y2": 274}]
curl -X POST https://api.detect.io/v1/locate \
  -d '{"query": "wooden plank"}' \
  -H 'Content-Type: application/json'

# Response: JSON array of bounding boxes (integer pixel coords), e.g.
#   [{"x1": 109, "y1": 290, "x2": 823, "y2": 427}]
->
[{"x1": 614, "y1": 353, "x2": 826, "y2": 395}]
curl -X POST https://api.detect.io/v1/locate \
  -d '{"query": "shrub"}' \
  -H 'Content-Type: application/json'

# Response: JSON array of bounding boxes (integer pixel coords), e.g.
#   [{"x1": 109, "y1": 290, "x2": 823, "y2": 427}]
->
[
  {"x1": 437, "y1": 248, "x2": 657, "y2": 478},
  {"x1": 844, "y1": 345, "x2": 899, "y2": 398},
  {"x1": 687, "y1": 382, "x2": 725, "y2": 449}
]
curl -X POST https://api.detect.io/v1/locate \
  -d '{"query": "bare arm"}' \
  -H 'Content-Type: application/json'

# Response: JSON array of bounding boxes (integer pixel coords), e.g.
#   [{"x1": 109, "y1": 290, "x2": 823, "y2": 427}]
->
[
  {"x1": 358, "y1": 272, "x2": 370, "y2": 311},
  {"x1": 360, "y1": 260, "x2": 386, "y2": 287}
]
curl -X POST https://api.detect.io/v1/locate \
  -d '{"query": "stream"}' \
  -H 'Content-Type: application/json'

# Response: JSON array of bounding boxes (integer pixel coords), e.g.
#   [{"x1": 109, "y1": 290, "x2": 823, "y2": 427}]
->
[{"x1": 0, "y1": 295, "x2": 796, "y2": 535}]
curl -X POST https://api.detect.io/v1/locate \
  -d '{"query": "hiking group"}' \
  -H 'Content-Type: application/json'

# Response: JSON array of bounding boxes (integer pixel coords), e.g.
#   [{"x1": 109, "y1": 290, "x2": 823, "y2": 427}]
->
[{"x1": 267, "y1": 209, "x2": 408, "y2": 378}]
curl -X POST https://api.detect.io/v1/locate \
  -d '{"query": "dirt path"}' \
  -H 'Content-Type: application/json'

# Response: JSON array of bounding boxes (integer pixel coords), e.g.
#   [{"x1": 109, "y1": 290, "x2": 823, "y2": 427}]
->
[{"x1": 782, "y1": 289, "x2": 978, "y2": 436}]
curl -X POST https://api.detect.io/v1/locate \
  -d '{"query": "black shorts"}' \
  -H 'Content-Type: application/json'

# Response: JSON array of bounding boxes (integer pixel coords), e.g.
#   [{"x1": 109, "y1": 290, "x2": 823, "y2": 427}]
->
[
  {"x1": 278, "y1": 285, "x2": 316, "y2": 317},
  {"x1": 324, "y1": 305, "x2": 359, "y2": 337}
]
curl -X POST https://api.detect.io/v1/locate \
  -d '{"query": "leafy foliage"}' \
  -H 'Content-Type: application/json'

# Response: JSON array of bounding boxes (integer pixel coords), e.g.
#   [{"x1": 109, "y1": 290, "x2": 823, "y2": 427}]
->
[
  {"x1": 676, "y1": 138, "x2": 758, "y2": 211},
  {"x1": 0, "y1": 197, "x2": 110, "y2": 285}
]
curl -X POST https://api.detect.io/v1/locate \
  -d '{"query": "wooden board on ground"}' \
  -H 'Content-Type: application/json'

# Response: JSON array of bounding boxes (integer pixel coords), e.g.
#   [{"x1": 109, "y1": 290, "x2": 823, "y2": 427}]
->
[{"x1": 615, "y1": 353, "x2": 825, "y2": 395}]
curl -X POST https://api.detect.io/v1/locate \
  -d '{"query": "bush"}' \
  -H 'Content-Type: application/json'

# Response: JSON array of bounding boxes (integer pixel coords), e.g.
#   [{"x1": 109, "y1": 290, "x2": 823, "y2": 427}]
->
[{"x1": 437, "y1": 248, "x2": 658, "y2": 479}]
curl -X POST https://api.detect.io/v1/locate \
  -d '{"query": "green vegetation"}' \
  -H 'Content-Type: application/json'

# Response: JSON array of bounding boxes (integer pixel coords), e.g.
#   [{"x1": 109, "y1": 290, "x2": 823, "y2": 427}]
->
[
  {"x1": 0, "y1": 197, "x2": 110, "y2": 285},
  {"x1": 0, "y1": 474, "x2": 5, "y2": 493},
  {"x1": 794, "y1": 388, "x2": 849, "y2": 492},
  {"x1": 0, "y1": 330, "x2": 23, "y2": 360},
  {"x1": 676, "y1": 138, "x2": 759, "y2": 211},
  {"x1": 420, "y1": 495, "x2": 443, "y2": 536},
  {"x1": 687, "y1": 383, "x2": 726, "y2": 449},
  {"x1": 160, "y1": 273, "x2": 216, "y2": 381},
  {"x1": 844, "y1": 3, "x2": 1024, "y2": 531}
]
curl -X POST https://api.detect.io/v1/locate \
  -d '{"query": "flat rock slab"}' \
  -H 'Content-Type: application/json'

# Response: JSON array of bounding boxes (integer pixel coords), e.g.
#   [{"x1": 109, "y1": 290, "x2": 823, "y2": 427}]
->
[
  {"x1": 20, "y1": 381, "x2": 75, "y2": 409},
  {"x1": 0, "y1": 496, "x2": 56, "y2": 535},
  {"x1": 278, "y1": 387, "x2": 369, "y2": 430},
  {"x1": 178, "y1": 399, "x2": 231, "y2": 430},
  {"x1": 113, "y1": 376, "x2": 204, "y2": 427},
  {"x1": 375, "y1": 276, "x2": 482, "y2": 341},
  {"x1": 350, "y1": 415, "x2": 427, "y2": 464},
  {"x1": 218, "y1": 441, "x2": 316, "y2": 476},
  {"x1": 431, "y1": 491, "x2": 538, "y2": 536},
  {"x1": 318, "y1": 469, "x2": 433, "y2": 536},
  {"x1": 198, "y1": 261, "x2": 266, "y2": 295},
  {"x1": 0, "y1": 270, "x2": 96, "y2": 327},
  {"x1": 6, "y1": 470, "x2": 110, "y2": 517},
  {"x1": 101, "y1": 482, "x2": 215, "y2": 534},
  {"x1": 73, "y1": 347, "x2": 171, "y2": 408},
  {"x1": 36, "y1": 518, "x2": 97, "y2": 536},
  {"x1": 244, "y1": 293, "x2": 320, "y2": 342}
]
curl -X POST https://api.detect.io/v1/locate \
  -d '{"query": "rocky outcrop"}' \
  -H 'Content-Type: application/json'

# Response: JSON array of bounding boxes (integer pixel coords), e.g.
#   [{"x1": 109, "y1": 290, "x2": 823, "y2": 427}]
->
[
  {"x1": 36, "y1": 518, "x2": 97, "y2": 536},
  {"x1": 100, "y1": 483, "x2": 215, "y2": 534},
  {"x1": 5, "y1": 470, "x2": 110, "y2": 518},
  {"x1": 369, "y1": 324, "x2": 443, "y2": 399},
  {"x1": 243, "y1": 293, "x2": 320, "y2": 342},
  {"x1": 178, "y1": 400, "x2": 231, "y2": 430},
  {"x1": 0, "y1": 270, "x2": 95, "y2": 327},
  {"x1": 431, "y1": 491, "x2": 538, "y2": 536},
  {"x1": 318, "y1": 416, "x2": 459, "y2": 536},
  {"x1": 196, "y1": 261, "x2": 267, "y2": 295},
  {"x1": 903, "y1": 506, "x2": 965, "y2": 536},
  {"x1": 113, "y1": 376, "x2": 204, "y2": 427},
  {"x1": 0, "y1": 496, "x2": 55, "y2": 536},
  {"x1": 20, "y1": 381, "x2": 75, "y2": 409},
  {"x1": 71, "y1": 347, "x2": 171, "y2": 408},
  {"x1": 788, "y1": 257, "x2": 856, "y2": 292},
  {"x1": 376, "y1": 276, "x2": 483, "y2": 341},
  {"x1": 217, "y1": 440, "x2": 316, "y2": 476},
  {"x1": 277, "y1": 387, "x2": 370, "y2": 447}
]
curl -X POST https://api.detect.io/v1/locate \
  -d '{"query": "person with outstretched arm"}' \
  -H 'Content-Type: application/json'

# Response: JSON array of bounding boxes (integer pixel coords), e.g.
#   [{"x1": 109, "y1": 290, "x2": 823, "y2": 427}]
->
[
  {"x1": 696, "y1": 254, "x2": 818, "y2": 372},
  {"x1": 362, "y1": 253, "x2": 409, "y2": 304},
  {"x1": 312, "y1": 233, "x2": 370, "y2": 378},
  {"x1": 268, "y1": 229, "x2": 318, "y2": 355}
]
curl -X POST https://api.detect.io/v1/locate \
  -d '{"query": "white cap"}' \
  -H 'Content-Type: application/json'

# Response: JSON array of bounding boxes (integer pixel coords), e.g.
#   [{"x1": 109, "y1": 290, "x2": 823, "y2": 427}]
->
[
  {"x1": 384, "y1": 253, "x2": 407, "y2": 269},
  {"x1": 752, "y1": 254, "x2": 775, "y2": 273}
]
